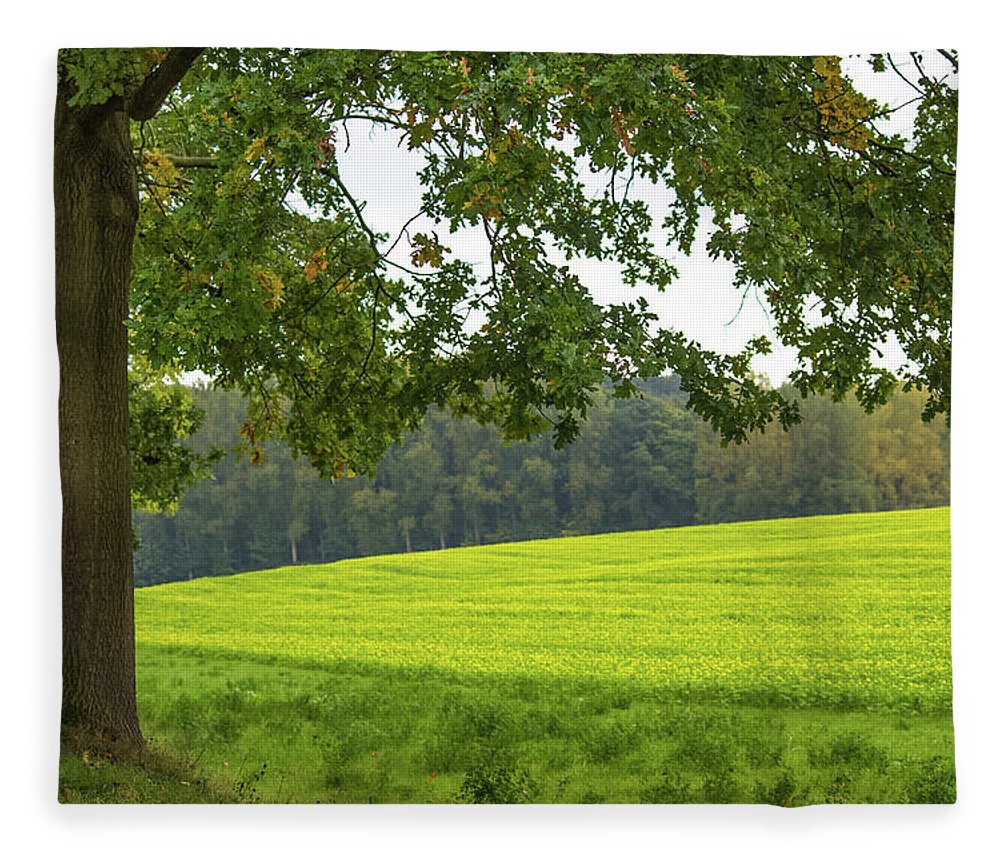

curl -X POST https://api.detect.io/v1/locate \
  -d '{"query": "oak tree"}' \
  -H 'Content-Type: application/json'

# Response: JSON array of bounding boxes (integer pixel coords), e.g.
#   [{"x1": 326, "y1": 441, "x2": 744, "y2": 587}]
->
[{"x1": 55, "y1": 48, "x2": 956, "y2": 750}]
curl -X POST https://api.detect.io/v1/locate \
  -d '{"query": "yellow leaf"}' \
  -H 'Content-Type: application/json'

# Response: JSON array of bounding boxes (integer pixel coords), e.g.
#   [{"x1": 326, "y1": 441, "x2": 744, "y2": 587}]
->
[
  {"x1": 143, "y1": 147, "x2": 181, "y2": 206},
  {"x1": 255, "y1": 269, "x2": 285, "y2": 310},
  {"x1": 244, "y1": 136, "x2": 269, "y2": 164}
]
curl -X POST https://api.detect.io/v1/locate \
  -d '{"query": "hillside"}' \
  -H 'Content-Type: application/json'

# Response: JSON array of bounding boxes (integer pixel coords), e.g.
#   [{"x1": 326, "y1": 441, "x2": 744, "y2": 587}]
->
[{"x1": 136, "y1": 507, "x2": 952, "y2": 713}]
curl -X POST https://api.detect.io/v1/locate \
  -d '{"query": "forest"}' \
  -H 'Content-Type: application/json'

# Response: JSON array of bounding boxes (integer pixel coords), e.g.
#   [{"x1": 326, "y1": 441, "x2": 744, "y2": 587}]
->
[{"x1": 133, "y1": 377, "x2": 950, "y2": 586}]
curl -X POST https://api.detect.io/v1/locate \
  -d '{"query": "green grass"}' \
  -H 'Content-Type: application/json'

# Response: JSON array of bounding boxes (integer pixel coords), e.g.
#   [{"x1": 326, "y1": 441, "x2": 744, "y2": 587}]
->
[
  {"x1": 58, "y1": 736, "x2": 239, "y2": 803},
  {"x1": 63, "y1": 507, "x2": 955, "y2": 803}
]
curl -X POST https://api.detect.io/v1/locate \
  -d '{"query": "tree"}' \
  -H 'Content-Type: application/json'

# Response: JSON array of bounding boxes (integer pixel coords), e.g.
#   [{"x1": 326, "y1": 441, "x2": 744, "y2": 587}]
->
[
  {"x1": 393, "y1": 435, "x2": 448, "y2": 551},
  {"x1": 56, "y1": 49, "x2": 956, "y2": 750},
  {"x1": 515, "y1": 457, "x2": 560, "y2": 539},
  {"x1": 564, "y1": 391, "x2": 613, "y2": 535},
  {"x1": 601, "y1": 396, "x2": 697, "y2": 531},
  {"x1": 449, "y1": 416, "x2": 501, "y2": 545},
  {"x1": 286, "y1": 455, "x2": 317, "y2": 564},
  {"x1": 347, "y1": 486, "x2": 400, "y2": 557},
  {"x1": 860, "y1": 389, "x2": 950, "y2": 510}
]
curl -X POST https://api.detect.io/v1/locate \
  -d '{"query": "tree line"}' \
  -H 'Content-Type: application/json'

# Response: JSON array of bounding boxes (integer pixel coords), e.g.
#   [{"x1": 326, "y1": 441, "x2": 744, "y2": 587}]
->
[{"x1": 133, "y1": 378, "x2": 949, "y2": 586}]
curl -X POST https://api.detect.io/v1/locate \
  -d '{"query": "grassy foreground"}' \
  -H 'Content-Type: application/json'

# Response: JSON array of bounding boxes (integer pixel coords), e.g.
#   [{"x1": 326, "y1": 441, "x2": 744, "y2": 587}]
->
[{"x1": 61, "y1": 507, "x2": 955, "y2": 804}]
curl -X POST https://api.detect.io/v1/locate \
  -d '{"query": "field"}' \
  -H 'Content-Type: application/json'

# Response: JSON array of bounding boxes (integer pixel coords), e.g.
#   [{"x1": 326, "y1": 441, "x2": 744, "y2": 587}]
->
[{"x1": 66, "y1": 507, "x2": 955, "y2": 803}]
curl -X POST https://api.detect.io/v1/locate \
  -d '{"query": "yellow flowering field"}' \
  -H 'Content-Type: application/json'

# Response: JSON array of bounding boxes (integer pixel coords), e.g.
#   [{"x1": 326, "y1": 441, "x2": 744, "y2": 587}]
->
[{"x1": 136, "y1": 507, "x2": 951, "y2": 714}]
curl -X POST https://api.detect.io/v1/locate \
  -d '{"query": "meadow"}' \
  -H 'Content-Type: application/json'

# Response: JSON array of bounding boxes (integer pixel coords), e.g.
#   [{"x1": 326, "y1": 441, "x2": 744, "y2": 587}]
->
[{"x1": 62, "y1": 507, "x2": 955, "y2": 804}]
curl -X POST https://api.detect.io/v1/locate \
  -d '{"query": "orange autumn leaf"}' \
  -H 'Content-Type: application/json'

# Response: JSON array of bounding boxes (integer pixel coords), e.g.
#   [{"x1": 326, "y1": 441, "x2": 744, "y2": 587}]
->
[{"x1": 304, "y1": 247, "x2": 329, "y2": 282}]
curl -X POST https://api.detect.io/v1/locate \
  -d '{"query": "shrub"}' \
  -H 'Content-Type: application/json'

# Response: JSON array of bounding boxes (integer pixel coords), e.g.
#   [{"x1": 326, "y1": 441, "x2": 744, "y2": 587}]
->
[
  {"x1": 457, "y1": 754, "x2": 537, "y2": 804},
  {"x1": 906, "y1": 756, "x2": 956, "y2": 804}
]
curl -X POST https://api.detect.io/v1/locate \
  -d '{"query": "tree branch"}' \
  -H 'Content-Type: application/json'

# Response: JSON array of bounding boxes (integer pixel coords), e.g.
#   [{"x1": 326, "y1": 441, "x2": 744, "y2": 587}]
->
[
  {"x1": 937, "y1": 49, "x2": 959, "y2": 74},
  {"x1": 910, "y1": 52, "x2": 931, "y2": 89},
  {"x1": 129, "y1": 48, "x2": 204, "y2": 121},
  {"x1": 866, "y1": 138, "x2": 956, "y2": 177},
  {"x1": 165, "y1": 155, "x2": 219, "y2": 169},
  {"x1": 885, "y1": 54, "x2": 924, "y2": 96}
]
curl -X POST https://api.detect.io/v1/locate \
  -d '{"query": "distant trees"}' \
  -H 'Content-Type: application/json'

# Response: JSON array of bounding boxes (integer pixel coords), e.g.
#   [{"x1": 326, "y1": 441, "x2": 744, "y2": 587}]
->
[
  {"x1": 693, "y1": 388, "x2": 949, "y2": 523},
  {"x1": 133, "y1": 379, "x2": 949, "y2": 586}
]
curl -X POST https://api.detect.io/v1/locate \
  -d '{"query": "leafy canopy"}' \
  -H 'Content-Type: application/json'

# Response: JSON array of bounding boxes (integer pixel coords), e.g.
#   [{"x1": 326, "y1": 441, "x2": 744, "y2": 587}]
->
[{"x1": 61, "y1": 49, "x2": 956, "y2": 487}]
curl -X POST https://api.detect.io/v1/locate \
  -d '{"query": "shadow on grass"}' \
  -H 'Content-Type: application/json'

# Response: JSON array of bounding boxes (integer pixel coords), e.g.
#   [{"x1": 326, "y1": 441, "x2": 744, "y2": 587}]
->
[{"x1": 58, "y1": 727, "x2": 240, "y2": 804}]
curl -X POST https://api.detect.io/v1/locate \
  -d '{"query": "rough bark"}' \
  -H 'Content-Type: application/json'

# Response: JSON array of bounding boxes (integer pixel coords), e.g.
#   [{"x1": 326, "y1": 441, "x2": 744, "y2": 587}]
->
[
  {"x1": 129, "y1": 48, "x2": 204, "y2": 122},
  {"x1": 55, "y1": 85, "x2": 142, "y2": 749},
  {"x1": 56, "y1": 49, "x2": 203, "y2": 752}
]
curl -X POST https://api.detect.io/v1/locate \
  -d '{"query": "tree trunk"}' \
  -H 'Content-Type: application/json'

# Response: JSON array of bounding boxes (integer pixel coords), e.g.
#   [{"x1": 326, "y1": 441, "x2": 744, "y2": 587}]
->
[
  {"x1": 184, "y1": 529, "x2": 193, "y2": 580},
  {"x1": 55, "y1": 84, "x2": 143, "y2": 751},
  {"x1": 291, "y1": 535, "x2": 298, "y2": 565}
]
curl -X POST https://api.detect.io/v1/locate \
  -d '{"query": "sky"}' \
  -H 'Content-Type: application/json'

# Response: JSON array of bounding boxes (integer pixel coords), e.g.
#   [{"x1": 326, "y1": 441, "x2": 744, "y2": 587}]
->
[{"x1": 330, "y1": 51, "x2": 955, "y2": 386}]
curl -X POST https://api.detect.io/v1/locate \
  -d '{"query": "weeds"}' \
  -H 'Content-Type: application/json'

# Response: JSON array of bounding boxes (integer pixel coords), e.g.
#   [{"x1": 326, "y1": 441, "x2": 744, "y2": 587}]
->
[
  {"x1": 807, "y1": 731, "x2": 889, "y2": 773},
  {"x1": 457, "y1": 751, "x2": 537, "y2": 804},
  {"x1": 755, "y1": 770, "x2": 800, "y2": 807},
  {"x1": 906, "y1": 756, "x2": 957, "y2": 803},
  {"x1": 234, "y1": 762, "x2": 268, "y2": 802}
]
